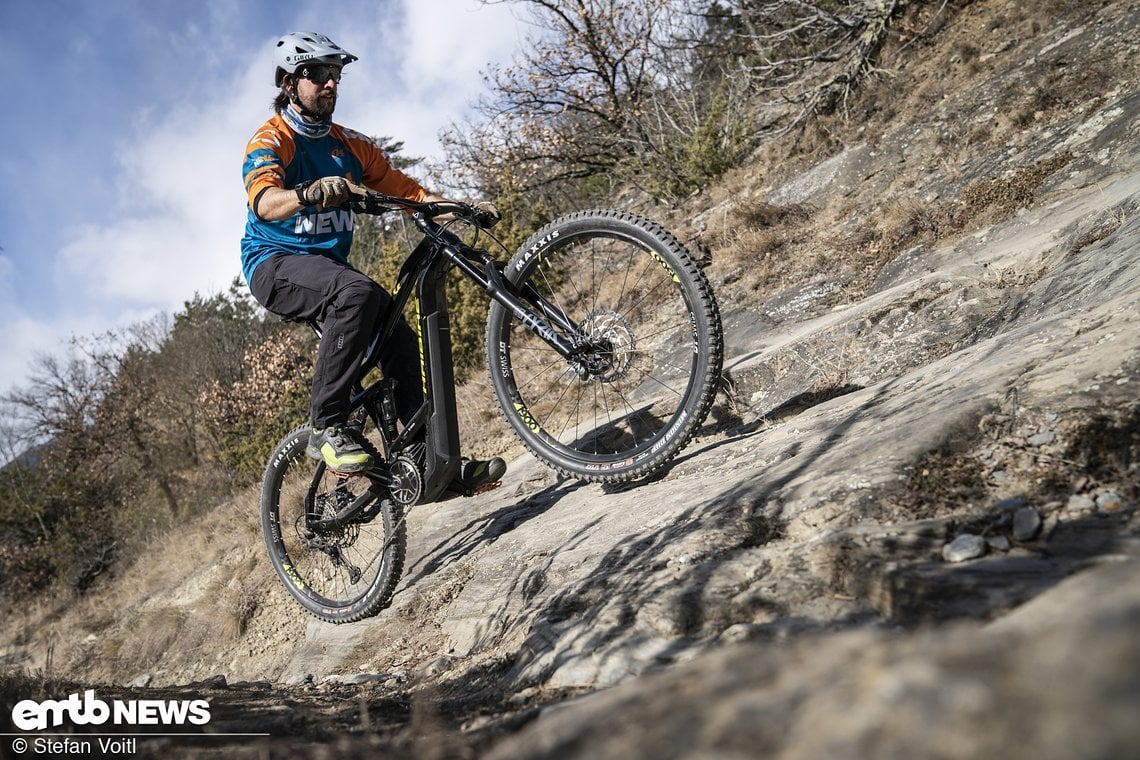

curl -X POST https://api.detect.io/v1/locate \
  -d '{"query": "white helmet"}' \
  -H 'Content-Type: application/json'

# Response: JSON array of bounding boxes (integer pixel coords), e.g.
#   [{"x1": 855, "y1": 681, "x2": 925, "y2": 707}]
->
[{"x1": 274, "y1": 32, "x2": 357, "y2": 86}]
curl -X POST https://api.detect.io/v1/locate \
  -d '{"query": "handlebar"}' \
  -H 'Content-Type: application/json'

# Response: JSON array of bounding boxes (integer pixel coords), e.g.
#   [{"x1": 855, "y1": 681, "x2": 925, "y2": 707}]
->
[{"x1": 347, "y1": 191, "x2": 499, "y2": 230}]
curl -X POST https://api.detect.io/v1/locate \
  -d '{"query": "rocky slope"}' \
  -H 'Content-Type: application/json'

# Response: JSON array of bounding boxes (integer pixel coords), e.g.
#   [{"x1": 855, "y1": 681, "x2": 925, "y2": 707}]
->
[{"x1": 3, "y1": 2, "x2": 1139, "y2": 757}]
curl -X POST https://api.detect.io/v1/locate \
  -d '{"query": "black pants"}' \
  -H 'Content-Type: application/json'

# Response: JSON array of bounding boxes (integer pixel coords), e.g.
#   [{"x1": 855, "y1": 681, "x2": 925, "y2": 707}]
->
[{"x1": 249, "y1": 253, "x2": 423, "y2": 428}]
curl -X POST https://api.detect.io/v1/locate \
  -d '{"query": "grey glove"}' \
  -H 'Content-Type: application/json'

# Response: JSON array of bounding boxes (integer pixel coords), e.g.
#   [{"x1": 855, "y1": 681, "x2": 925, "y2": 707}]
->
[{"x1": 304, "y1": 177, "x2": 365, "y2": 208}]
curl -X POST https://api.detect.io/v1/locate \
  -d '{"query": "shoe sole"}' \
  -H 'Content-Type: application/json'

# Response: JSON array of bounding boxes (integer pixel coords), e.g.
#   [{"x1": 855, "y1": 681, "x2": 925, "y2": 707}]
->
[{"x1": 306, "y1": 445, "x2": 372, "y2": 475}]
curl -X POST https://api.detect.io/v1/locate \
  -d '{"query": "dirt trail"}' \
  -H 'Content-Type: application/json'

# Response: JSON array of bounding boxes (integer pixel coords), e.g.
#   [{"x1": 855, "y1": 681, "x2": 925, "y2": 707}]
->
[{"x1": 3, "y1": 2, "x2": 1140, "y2": 757}]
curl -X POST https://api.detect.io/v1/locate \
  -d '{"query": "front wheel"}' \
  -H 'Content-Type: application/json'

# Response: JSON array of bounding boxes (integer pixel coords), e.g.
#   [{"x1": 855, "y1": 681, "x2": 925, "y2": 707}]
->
[
  {"x1": 260, "y1": 424, "x2": 406, "y2": 623},
  {"x1": 487, "y1": 209, "x2": 723, "y2": 483}
]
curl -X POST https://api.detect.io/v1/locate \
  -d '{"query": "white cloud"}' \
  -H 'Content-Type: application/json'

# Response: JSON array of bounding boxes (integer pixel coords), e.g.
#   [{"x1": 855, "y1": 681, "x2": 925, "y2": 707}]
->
[
  {"x1": 55, "y1": 87, "x2": 262, "y2": 308},
  {"x1": 0, "y1": 318, "x2": 56, "y2": 395},
  {"x1": 395, "y1": 0, "x2": 522, "y2": 90},
  {"x1": 343, "y1": 0, "x2": 523, "y2": 162},
  {"x1": 1, "y1": 0, "x2": 524, "y2": 394}
]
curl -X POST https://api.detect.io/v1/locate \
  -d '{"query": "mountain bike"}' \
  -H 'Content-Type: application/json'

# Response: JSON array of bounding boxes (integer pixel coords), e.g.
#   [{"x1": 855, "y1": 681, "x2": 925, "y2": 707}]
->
[{"x1": 260, "y1": 193, "x2": 724, "y2": 623}]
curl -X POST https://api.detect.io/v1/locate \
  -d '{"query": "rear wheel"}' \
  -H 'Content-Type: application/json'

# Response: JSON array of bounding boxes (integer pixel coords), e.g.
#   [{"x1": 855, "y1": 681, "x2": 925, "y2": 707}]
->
[
  {"x1": 487, "y1": 209, "x2": 723, "y2": 483},
  {"x1": 260, "y1": 423, "x2": 405, "y2": 623}
]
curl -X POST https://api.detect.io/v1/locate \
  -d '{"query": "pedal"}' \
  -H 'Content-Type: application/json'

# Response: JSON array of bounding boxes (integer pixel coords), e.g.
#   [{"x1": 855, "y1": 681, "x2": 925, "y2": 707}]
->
[
  {"x1": 470, "y1": 480, "x2": 502, "y2": 496},
  {"x1": 444, "y1": 479, "x2": 503, "y2": 500}
]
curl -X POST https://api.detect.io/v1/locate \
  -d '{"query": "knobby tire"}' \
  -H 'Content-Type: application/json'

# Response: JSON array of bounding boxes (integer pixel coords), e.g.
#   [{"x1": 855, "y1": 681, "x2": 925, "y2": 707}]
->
[
  {"x1": 487, "y1": 209, "x2": 724, "y2": 483},
  {"x1": 260, "y1": 423, "x2": 406, "y2": 624}
]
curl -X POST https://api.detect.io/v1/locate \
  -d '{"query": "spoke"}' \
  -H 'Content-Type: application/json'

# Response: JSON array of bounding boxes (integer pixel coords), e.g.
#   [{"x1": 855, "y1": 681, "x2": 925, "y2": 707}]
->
[
  {"x1": 592, "y1": 380, "x2": 602, "y2": 454},
  {"x1": 628, "y1": 323, "x2": 691, "y2": 345},
  {"x1": 557, "y1": 376, "x2": 587, "y2": 445},
  {"x1": 534, "y1": 258, "x2": 581, "y2": 325},
  {"x1": 614, "y1": 237, "x2": 640, "y2": 312},
  {"x1": 502, "y1": 226, "x2": 706, "y2": 463},
  {"x1": 616, "y1": 275, "x2": 680, "y2": 322},
  {"x1": 513, "y1": 354, "x2": 571, "y2": 395},
  {"x1": 621, "y1": 355, "x2": 693, "y2": 397},
  {"x1": 589, "y1": 241, "x2": 599, "y2": 317}
]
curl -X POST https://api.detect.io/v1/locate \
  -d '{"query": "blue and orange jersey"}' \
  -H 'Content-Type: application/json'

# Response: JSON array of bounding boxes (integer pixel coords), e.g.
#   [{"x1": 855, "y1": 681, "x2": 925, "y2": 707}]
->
[{"x1": 239, "y1": 113, "x2": 428, "y2": 282}]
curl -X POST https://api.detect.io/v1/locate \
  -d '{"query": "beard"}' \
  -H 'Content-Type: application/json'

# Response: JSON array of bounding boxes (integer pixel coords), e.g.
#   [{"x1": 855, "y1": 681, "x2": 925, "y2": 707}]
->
[{"x1": 300, "y1": 89, "x2": 337, "y2": 120}]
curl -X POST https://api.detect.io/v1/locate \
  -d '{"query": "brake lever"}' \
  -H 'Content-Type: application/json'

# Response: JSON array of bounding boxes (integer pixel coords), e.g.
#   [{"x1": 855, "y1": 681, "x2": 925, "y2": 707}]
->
[
  {"x1": 471, "y1": 206, "x2": 499, "y2": 229},
  {"x1": 440, "y1": 202, "x2": 498, "y2": 229},
  {"x1": 351, "y1": 193, "x2": 393, "y2": 215},
  {"x1": 308, "y1": 187, "x2": 372, "y2": 211}
]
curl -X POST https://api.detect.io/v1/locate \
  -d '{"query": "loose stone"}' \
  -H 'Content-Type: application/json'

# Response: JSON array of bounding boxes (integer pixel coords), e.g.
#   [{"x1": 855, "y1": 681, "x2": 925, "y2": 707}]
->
[
  {"x1": 987, "y1": 534, "x2": 1012, "y2": 552},
  {"x1": 1012, "y1": 507, "x2": 1042, "y2": 541},
  {"x1": 1066, "y1": 494, "x2": 1096, "y2": 512},
  {"x1": 1096, "y1": 492, "x2": 1124, "y2": 511},
  {"x1": 943, "y1": 534, "x2": 988, "y2": 562}
]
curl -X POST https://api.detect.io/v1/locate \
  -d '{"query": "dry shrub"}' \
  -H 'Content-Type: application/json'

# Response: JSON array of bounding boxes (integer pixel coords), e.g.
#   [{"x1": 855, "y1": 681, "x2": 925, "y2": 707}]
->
[
  {"x1": 197, "y1": 328, "x2": 315, "y2": 482},
  {"x1": 219, "y1": 581, "x2": 262, "y2": 640},
  {"x1": 203, "y1": 551, "x2": 271, "y2": 640},
  {"x1": 731, "y1": 200, "x2": 813, "y2": 230},
  {"x1": 706, "y1": 200, "x2": 818, "y2": 297},
  {"x1": 0, "y1": 541, "x2": 55, "y2": 600},
  {"x1": 960, "y1": 152, "x2": 1073, "y2": 221},
  {"x1": 877, "y1": 198, "x2": 963, "y2": 254},
  {"x1": 199, "y1": 328, "x2": 314, "y2": 422}
]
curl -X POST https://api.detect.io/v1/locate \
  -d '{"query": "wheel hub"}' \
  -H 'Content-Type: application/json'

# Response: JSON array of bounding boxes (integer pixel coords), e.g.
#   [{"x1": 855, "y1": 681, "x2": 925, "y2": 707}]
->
[{"x1": 577, "y1": 310, "x2": 636, "y2": 382}]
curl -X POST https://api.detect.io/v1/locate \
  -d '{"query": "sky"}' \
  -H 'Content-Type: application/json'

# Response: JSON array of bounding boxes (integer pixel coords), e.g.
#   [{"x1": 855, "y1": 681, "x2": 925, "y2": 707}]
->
[{"x1": 0, "y1": 0, "x2": 526, "y2": 395}]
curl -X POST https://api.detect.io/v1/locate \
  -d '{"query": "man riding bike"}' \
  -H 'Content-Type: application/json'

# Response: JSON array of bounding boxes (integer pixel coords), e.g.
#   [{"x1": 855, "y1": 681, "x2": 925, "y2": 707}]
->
[{"x1": 239, "y1": 31, "x2": 505, "y2": 491}]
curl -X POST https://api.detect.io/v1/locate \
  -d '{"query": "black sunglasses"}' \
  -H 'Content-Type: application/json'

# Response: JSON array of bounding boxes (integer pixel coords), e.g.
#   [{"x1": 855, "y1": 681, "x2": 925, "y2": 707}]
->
[{"x1": 298, "y1": 64, "x2": 342, "y2": 84}]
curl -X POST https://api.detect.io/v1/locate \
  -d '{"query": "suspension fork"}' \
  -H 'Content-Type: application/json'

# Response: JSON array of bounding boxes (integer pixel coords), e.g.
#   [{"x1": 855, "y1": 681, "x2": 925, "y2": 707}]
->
[{"x1": 441, "y1": 239, "x2": 585, "y2": 359}]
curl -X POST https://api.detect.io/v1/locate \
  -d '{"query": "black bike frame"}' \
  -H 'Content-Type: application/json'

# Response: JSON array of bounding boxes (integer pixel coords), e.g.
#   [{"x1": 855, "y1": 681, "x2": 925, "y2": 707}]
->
[{"x1": 341, "y1": 213, "x2": 581, "y2": 504}]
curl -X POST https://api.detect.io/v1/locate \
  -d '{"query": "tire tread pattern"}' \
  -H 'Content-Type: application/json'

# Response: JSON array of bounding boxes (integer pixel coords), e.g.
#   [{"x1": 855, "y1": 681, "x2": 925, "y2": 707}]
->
[{"x1": 487, "y1": 209, "x2": 724, "y2": 484}]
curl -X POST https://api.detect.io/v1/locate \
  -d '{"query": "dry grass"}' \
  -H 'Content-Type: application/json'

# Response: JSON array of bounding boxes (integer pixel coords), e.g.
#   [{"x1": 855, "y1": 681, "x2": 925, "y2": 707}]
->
[
  {"x1": 1072, "y1": 195, "x2": 1135, "y2": 253},
  {"x1": 680, "y1": 0, "x2": 1131, "y2": 310},
  {"x1": 0, "y1": 493, "x2": 272, "y2": 684},
  {"x1": 730, "y1": 199, "x2": 814, "y2": 230},
  {"x1": 705, "y1": 141, "x2": 1076, "y2": 307},
  {"x1": 700, "y1": 199, "x2": 820, "y2": 302},
  {"x1": 106, "y1": 607, "x2": 193, "y2": 672},
  {"x1": 455, "y1": 364, "x2": 522, "y2": 463}
]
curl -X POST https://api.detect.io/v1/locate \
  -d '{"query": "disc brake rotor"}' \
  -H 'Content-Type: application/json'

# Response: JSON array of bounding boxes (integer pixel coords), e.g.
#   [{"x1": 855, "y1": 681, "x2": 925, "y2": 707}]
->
[{"x1": 578, "y1": 310, "x2": 636, "y2": 382}]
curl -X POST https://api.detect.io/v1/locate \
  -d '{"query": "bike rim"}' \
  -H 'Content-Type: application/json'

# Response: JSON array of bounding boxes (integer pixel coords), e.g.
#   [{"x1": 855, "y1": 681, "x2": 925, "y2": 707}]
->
[
  {"x1": 271, "y1": 433, "x2": 395, "y2": 613},
  {"x1": 501, "y1": 228, "x2": 707, "y2": 468}
]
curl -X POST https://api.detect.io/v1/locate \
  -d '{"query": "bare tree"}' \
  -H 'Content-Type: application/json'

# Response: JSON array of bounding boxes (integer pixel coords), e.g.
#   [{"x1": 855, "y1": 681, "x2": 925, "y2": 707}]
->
[
  {"x1": 727, "y1": 0, "x2": 914, "y2": 129},
  {"x1": 441, "y1": 0, "x2": 676, "y2": 197},
  {"x1": 0, "y1": 338, "x2": 131, "y2": 592},
  {"x1": 439, "y1": 0, "x2": 916, "y2": 203}
]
